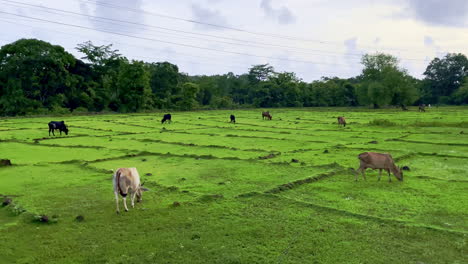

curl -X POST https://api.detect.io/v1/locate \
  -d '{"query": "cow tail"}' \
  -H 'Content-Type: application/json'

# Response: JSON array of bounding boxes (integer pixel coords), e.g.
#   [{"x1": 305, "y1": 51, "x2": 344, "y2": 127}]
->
[{"x1": 116, "y1": 169, "x2": 127, "y2": 197}]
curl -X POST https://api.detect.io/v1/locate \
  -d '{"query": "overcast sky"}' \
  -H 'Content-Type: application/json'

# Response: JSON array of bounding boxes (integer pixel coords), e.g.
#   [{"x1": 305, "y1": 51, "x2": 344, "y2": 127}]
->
[{"x1": 1, "y1": 0, "x2": 467, "y2": 81}]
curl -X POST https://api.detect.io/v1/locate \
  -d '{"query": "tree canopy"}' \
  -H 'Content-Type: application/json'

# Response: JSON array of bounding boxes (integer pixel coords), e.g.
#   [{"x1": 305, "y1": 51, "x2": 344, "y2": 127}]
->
[{"x1": 0, "y1": 38, "x2": 466, "y2": 116}]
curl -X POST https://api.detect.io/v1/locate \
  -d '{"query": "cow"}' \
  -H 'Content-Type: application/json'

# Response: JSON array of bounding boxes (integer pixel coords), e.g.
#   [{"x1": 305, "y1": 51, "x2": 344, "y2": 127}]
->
[
  {"x1": 419, "y1": 104, "x2": 426, "y2": 112},
  {"x1": 161, "y1": 114, "x2": 172, "y2": 124},
  {"x1": 113, "y1": 167, "x2": 149, "y2": 214},
  {"x1": 356, "y1": 152, "x2": 403, "y2": 182},
  {"x1": 337, "y1": 116, "x2": 346, "y2": 127},
  {"x1": 262, "y1": 111, "x2": 272, "y2": 120},
  {"x1": 230, "y1": 114, "x2": 236, "y2": 123},
  {"x1": 48, "y1": 121, "x2": 69, "y2": 136}
]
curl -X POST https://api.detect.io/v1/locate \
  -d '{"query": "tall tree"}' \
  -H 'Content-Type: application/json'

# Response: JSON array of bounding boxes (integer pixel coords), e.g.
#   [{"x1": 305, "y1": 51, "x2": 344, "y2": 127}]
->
[
  {"x1": 357, "y1": 53, "x2": 419, "y2": 108},
  {"x1": 422, "y1": 53, "x2": 468, "y2": 103},
  {"x1": 0, "y1": 39, "x2": 77, "y2": 115}
]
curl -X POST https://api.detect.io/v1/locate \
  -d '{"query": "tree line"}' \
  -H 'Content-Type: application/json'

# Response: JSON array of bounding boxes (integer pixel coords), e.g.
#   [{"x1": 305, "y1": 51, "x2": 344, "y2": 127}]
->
[{"x1": 0, "y1": 38, "x2": 467, "y2": 116}]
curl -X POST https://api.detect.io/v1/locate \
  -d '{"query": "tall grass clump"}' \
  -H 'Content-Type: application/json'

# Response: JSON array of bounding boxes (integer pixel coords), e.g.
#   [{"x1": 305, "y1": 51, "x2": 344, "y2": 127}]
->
[{"x1": 369, "y1": 119, "x2": 397, "y2": 126}]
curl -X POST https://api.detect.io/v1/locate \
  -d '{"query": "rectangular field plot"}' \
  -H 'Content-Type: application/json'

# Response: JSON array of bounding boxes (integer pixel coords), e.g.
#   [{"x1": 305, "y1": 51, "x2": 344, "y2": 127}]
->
[
  {"x1": 276, "y1": 171, "x2": 468, "y2": 232},
  {"x1": 0, "y1": 142, "x2": 128, "y2": 164},
  {"x1": 117, "y1": 131, "x2": 309, "y2": 152},
  {"x1": 0, "y1": 164, "x2": 110, "y2": 215},
  {"x1": 88, "y1": 155, "x2": 340, "y2": 198},
  {"x1": 405, "y1": 155, "x2": 468, "y2": 181},
  {"x1": 40, "y1": 136, "x2": 268, "y2": 160},
  {"x1": 404, "y1": 132, "x2": 468, "y2": 145}
]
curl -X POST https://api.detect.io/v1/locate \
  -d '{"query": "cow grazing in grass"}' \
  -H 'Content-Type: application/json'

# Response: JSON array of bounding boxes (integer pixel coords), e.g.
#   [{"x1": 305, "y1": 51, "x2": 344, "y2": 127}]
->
[
  {"x1": 262, "y1": 111, "x2": 272, "y2": 120},
  {"x1": 419, "y1": 104, "x2": 426, "y2": 112},
  {"x1": 356, "y1": 152, "x2": 403, "y2": 182},
  {"x1": 337, "y1": 116, "x2": 346, "y2": 127},
  {"x1": 161, "y1": 114, "x2": 172, "y2": 124},
  {"x1": 48, "y1": 121, "x2": 69, "y2": 136},
  {"x1": 230, "y1": 114, "x2": 236, "y2": 123},
  {"x1": 113, "y1": 167, "x2": 149, "y2": 213}
]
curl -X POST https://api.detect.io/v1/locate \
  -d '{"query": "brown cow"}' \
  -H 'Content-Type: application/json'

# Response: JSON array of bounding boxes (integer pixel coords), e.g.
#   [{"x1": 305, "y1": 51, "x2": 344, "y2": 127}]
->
[
  {"x1": 337, "y1": 116, "x2": 346, "y2": 127},
  {"x1": 262, "y1": 111, "x2": 272, "y2": 120},
  {"x1": 356, "y1": 152, "x2": 403, "y2": 182},
  {"x1": 113, "y1": 167, "x2": 149, "y2": 213}
]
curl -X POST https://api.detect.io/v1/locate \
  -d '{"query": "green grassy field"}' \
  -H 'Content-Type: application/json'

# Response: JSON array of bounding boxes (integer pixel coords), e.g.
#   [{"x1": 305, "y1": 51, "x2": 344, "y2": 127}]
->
[{"x1": 0, "y1": 107, "x2": 467, "y2": 264}]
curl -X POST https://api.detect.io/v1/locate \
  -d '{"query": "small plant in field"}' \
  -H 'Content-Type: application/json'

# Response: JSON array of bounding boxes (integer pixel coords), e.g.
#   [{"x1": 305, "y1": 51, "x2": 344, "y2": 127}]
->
[{"x1": 369, "y1": 119, "x2": 397, "y2": 126}]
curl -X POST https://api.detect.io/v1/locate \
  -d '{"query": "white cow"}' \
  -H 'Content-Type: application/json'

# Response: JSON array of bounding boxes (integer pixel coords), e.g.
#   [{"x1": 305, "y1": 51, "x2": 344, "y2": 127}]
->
[{"x1": 113, "y1": 167, "x2": 149, "y2": 213}]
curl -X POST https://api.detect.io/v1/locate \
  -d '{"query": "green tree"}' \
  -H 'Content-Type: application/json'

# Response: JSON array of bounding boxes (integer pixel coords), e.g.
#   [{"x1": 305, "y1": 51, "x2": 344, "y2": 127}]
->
[
  {"x1": 115, "y1": 60, "x2": 152, "y2": 112},
  {"x1": 357, "y1": 53, "x2": 419, "y2": 108},
  {"x1": 248, "y1": 64, "x2": 275, "y2": 84},
  {"x1": 0, "y1": 39, "x2": 77, "y2": 115},
  {"x1": 176, "y1": 82, "x2": 199, "y2": 110},
  {"x1": 422, "y1": 53, "x2": 468, "y2": 103},
  {"x1": 452, "y1": 77, "x2": 468, "y2": 104},
  {"x1": 147, "y1": 62, "x2": 180, "y2": 108}
]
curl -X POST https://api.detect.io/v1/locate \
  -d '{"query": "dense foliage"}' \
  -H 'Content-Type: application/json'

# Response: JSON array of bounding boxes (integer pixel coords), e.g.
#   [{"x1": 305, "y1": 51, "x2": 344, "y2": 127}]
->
[{"x1": 0, "y1": 39, "x2": 467, "y2": 115}]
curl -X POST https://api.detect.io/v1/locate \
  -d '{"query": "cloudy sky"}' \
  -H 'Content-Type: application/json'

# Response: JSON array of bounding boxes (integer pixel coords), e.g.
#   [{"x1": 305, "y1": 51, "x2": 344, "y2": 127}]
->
[{"x1": 1, "y1": 0, "x2": 467, "y2": 81}]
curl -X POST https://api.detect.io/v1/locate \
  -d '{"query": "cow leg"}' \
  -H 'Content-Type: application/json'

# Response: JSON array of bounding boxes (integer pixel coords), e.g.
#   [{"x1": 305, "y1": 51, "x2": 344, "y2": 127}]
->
[
  {"x1": 355, "y1": 167, "x2": 361, "y2": 181},
  {"x1": 362, "y1": 169, "x2": 366, "y2": 181},
  {"x1": 378, "y1": 169, "x2": 382, "y2": 181},
  {"x1": 122, "y1": 197, "x2": 129, "y2": 212},
  {"x1": 59, "y1": 130, "x2": 62, "y2": 135},
  {"x1": 115, "y1": 192, "x2": 120, "y2": 214},
  {"x1": 131, "y1": 192, "x2": 136, "y2": 208},
  {"x1": 49, "y1": 128, "x2": 51, "y2": 136},
  {"x1": 52, "y1": 129, "x2": 55, "y2": 136},
  {"x1": 388, "y1": 170, "x2": 392, "y2": 182}
]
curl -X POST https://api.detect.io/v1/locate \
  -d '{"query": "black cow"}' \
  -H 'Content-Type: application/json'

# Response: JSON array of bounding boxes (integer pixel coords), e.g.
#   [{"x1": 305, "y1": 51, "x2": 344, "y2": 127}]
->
[
  {"x1": 161, "y1": 114, "x2": 172, "y2": 124},
  {"x1": 48, "y1": 121, "x2": 69, "y2": 136},
  {"x1": 419, "y1": 104, "x2": 426, "y2": 112},
  {"x1": 230, "y1": 114, "x2": 236, "y2": 123}
]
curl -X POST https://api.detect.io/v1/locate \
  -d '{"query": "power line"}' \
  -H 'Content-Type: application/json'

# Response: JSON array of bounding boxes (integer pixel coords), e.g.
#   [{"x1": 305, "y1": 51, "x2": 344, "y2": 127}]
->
[
  {"x1": 1, "y1": 0, "x2": 438, "y2": 64},
  {"x1": 77, "y1": 0, "x2": 443, "y2": 54},
  {"x1": 0, "y1": 18, "x2": 359, "y2": 78},
  {"x1": 1, "y1": 0, "x2": 370, "y2": 60},
  {"x1": 0, "y1": 10, "x2": 362, "y2": 67}
]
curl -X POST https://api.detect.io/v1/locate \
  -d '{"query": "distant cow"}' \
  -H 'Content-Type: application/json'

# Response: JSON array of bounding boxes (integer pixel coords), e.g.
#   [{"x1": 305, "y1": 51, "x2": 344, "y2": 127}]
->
[
  {"x1": 113, "y1": 167, "x2": 149, "y2": 214},
  {"x1": 230, "y1": 114, "x2": 236, "y2": 123},
  {"x1": 419, "y1": 104, "x2": 426, "y2": 112},
  {"x1": 337, "y1": 116, "x2": 346, "y2": 127},
  {"x1": 262, "y1": 111, "x2": 272, "y2": 120},
  {"x1": 48, "y1": 121, "x2": 68, "y2": 136},
  {"x1": 356, "y1": 152, "x2": 403, "y2": 182},
  {"x1": 161, "y1": 114, "x2": 172, "y2": 124}
]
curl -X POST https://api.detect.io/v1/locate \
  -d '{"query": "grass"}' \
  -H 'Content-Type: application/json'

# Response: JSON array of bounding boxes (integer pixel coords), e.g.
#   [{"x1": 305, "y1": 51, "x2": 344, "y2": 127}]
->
[{"x1": 0, "y1": 107, "x2": 467, "y2": 264}]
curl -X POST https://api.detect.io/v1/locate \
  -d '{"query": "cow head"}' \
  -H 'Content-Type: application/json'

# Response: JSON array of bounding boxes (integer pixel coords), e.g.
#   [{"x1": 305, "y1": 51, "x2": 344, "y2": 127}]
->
[
  {"x1": 136, "y1": 182, "x2": 149, "y2": 202},
  {"x1": 63, "y1": 126, "x2": 69, "y2": 135},
  {"x1": 394, "y1": 166, "x2": 403, "y2": 181}
]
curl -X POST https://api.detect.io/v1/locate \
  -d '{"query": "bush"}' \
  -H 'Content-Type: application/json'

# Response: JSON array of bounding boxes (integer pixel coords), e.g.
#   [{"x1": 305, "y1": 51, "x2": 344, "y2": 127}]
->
[
  {"x1": 369, "y1": 119, "x2": 397, "y2": 126},
  {"x1": 72, "y1": 107, "x2": 88, "y2": 114},
  {"x1": 50, "y1": 105, "x2": 70, "y2": 115}
]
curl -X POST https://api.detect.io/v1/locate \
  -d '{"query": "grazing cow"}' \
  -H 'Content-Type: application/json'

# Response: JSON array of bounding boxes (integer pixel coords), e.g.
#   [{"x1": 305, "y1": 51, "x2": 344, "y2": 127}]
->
[
  {"x1": 337, "y1": 116, "x2": 346, "y2": 127},
  {"x1": 113, "y1": 167, "x2": 149, "y2": 213},
  {"x1": 262, "y1": 111, "x2": 272, "y2": 120},
  {"x1": 230, "y1": 114, "x2": 236, "y2": 123},
  {"x1": 48, "y1": 121, "x2": 68, "y2": 136},
  {"x1": 356, "y1": 152, "x2": 403, "y2": 182},
  {"x1": 161, "y1": 114, "x2": 172, "y2": 124},
  {"x1": 419, "y1": 104, "x2": 426, "y2": 112}
]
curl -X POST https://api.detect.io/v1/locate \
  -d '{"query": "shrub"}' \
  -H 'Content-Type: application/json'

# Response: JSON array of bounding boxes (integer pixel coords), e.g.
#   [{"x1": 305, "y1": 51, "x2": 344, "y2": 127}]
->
[{"x1": 369, "y1": 119, "x2": 397, "y2": 126}]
